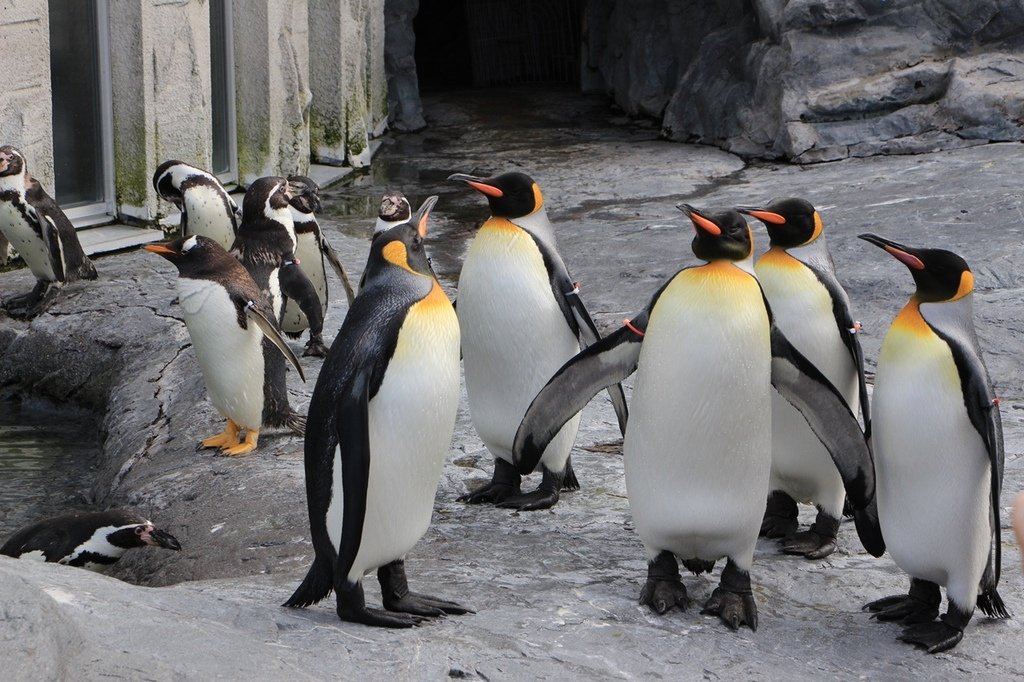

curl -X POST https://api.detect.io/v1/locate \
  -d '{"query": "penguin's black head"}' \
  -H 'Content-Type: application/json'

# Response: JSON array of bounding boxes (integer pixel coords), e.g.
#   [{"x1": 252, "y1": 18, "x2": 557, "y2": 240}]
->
[
  {"x1": 378, "y1": 191, "x2": 411, "y2": 222},
  {"x1": 679, "y1": 204, "x2": 753, "y2": 262},
  {"x1": 365, "y1": 196, "x2": 439, "y2": 282},
  {"x1": 144, "y1": 234, "x2": 232, "y2": 275},
  {"x1": 448, "y1": 171, "x2": 542, "y2": 219},
  {"x1": 243, "y1": 176, "x2": 293, "y2": 222},
  {"x1": 286, "y1": 175, "x2": 321, "y2": 214},
  {"x1": 859, "y1": 233, "x2": 973, "y2": 303},
  {"x1": 152, "y1": 159, "x2": 188, "y2": 206},
  {"x1": 106, "y1": 522, "x2": 182, "y2": 552},
  {"x1": 737, "y1": 197, "x2": 820, "y2": 248},
  {"x1": 0, "y1": 145, "x2": 27, "y2": 178}
]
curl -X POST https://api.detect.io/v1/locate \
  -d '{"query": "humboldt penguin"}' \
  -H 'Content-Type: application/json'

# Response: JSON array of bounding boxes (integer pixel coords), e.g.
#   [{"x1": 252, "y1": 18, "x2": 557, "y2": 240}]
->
[
  {"x1": 449, "y1": 170, "x2": 628, "y2": 510},
  {"x1": 373, "y1": 191, "x2": 411, "y2": 236},
  {"x1": 1, "y1": 509, "x2": 181, "y2": 571},
  {"x1": 152, "y1": 159, "x2": 240, "y2": 250},
  {"x1": 230, "y1": 176, "x2": 307, "y2": 435},
  {"x1": 278, "y1": 175, "x2": 356, "y2": 357},
  {"x1": 284, "y1": 196, "x2": 471, "y2": 627},
  {"x1": 145, "y1": 234, "x2": 305, "y2": 455},
  {"x1": 738, "y1": 198, "x2": 868, "y2": 559},
  {"x1": 860, "y1": 234, "x2": 1008, "y2": 653},
  {"x1": 513, "y1": 205, "x2": 882, "y2": 631},
  {"x1": 0, "y1": 145, "x2": 97, "y2": 318}
]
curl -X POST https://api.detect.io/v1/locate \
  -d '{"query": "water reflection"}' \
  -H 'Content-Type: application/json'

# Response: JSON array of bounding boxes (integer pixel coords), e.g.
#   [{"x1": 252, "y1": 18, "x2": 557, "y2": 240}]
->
[{"x1": 0, "y1": 397, "x2": 99, "y2": 539}]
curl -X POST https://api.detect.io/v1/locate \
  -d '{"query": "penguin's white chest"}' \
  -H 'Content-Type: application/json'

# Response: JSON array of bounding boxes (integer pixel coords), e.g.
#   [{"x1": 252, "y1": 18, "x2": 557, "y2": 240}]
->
[
  {"x1": 625, "y1": 263, "x2": 771, "y2": 565},
  {"x1": 457, "y1": 221, "x2": 580, "y2": 463},
  {"x1": 177, "y1": 277, "x2": 265, "y2": 430},
  {"x1": 0, "y1": 199, "x2": 58, "y2": 281},
  {"x1": 183, "y1": 187, "x2": 234, "y2": 250},
  {"x1": 873, "y1": 306, "x2": 991, "y2": 593},
  {"x1": 337, "y1": 284, "x2": 461, "y2": 581}
]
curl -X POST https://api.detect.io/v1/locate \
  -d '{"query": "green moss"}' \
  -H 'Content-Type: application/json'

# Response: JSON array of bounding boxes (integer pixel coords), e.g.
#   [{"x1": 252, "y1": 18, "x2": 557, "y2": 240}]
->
[
  {"x1": 311, "y1": 109, "x2": 346, "y2": 151},
  {"x1": 235, "y1": 109, "x2": 270, "y2": 181},
  {"x1": 113, "y1": 127, "x2": 149, "y2": 212}
]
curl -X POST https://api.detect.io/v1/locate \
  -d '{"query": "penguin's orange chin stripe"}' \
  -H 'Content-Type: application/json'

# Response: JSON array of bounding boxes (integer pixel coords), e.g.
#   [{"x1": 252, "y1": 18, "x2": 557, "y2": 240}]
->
[{"x1": 891, "y1": 300, "x2": 932, "y2": 336}]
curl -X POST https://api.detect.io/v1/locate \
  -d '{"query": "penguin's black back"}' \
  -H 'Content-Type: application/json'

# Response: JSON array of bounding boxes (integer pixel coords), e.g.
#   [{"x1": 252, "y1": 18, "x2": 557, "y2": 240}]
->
[{"x1": 0, "y1": 509, "x2": 144, "y2": 561}]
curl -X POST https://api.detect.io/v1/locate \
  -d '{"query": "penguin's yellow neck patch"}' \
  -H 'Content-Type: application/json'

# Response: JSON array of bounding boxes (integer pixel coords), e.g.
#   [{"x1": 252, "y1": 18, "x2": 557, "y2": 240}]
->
[
  {"x1": 758, "y1": 245, "x2": 802, "y2": 270},
  {"x1": 382, "y1": 240, "x2": 418, "y2": 275},
  {"x1": 810, "y1": 212, "x2": 823, "y2": 242},
  {"x1": 481, "y1": 217, "x2": 523, "y2": 234},
  {"x1": 417, "y1": 279, "x2": 451, "y2": 310},
  {"x1": 530, "y1": 183, "x2": 544, "y2": 214},
  {"x1": 952, "y1": 270, "x2": 974, "y2": 300},
  {"x1": 891, "y1": 299, "x2": 933, "y2": 337}
]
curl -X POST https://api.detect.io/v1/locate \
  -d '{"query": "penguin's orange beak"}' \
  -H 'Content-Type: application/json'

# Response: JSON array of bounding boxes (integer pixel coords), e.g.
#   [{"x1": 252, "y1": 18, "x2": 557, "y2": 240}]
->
[
  {"x1": 736, "y1": 207, "x2": 786, "y2": 225},
  {"x1": 678, "y1": 203, "x2": 721, "y2": 236},
  {"x1": 143, "y1": 243, "x2": 178, "y2": 257},
  {"x1": 858, "y1": 234, "x2": 925, "y2": 270},
  {"x1": 448, "y1": 173, "x2": 504, "y2": 198}
]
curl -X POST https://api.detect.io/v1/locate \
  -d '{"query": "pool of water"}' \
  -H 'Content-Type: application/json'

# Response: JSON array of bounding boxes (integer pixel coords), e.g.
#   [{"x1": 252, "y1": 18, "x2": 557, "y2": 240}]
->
[{"x1": 0, "y1": 397, "x2": 101, "y2": 541}]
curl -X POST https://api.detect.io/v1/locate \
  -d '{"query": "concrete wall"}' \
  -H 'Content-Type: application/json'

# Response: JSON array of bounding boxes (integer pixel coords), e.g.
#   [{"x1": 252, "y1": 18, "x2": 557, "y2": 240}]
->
[
  {"x1": 309, "y1": 0, "x2": 388, "y2": 167},
  {"x1": 0, "y1": 0, "x2": 54, "y2": 190},
  {"x1": 109, "y1": 0, "x2": 214, "y2": 222}
]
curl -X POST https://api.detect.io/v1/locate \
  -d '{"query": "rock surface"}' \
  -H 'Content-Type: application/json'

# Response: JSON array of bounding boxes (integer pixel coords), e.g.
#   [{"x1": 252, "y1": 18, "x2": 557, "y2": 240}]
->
[{"x1": 0, "y1": 90, "x2": 1022, "y2": 678}]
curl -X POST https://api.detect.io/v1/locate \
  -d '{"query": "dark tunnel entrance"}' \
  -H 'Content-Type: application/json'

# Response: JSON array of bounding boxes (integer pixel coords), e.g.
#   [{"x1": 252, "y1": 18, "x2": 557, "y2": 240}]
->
[{"x1": 414, "y1": 0, "x2": 586, "y2": 92}]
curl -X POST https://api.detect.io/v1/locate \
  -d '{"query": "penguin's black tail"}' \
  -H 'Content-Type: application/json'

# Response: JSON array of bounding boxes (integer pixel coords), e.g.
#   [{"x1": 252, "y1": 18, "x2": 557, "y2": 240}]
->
[
  {"x1": 285, "y1": 412, "x2": 307, "y2": 437},
  {"x1": 283, "y1": 554, "x2": 333, "y2": 608},
  {"x1": 977, "y1": 586, "x2": 1010, "y2": 619}
]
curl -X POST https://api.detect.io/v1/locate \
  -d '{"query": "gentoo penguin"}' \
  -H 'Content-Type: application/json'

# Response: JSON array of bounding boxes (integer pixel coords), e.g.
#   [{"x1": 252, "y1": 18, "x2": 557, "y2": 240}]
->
[
  {"x1": 449, "y1": 170, "x2": 628, "y2": 510},
  {"x1": 513, "y1": 206, "x2": 882, "y2": 631},
  {"x1": 1, "y1": 509, "x2": 181, "y2": 571},
  {"x1": 145, "y1": 234, "x2": 305, "y2": 455},
  {"x1": 859, "y1": 234, "x2": 1008, "y2": 653},
  {"x1": 152, "y1": 159, "x2": 240, "y2": 251},
  {"x1": 0, "y1": 145, "x2": 97, "y2": 318},
  {"x1": 284, "y1": 196, "x2": 471, "y2": 628},
  {"x1": 230, "y1": 176, "x2": 307, "y2": 435},
  {"x1": 738, "y1": 198, "x2": 868, "y2": 559},
  {"x1": 278, "y1": 175, "x2": 356, "y2": 357},
  {"x1": 373, "y1": 191, "x2": 411, "y2": 236}
]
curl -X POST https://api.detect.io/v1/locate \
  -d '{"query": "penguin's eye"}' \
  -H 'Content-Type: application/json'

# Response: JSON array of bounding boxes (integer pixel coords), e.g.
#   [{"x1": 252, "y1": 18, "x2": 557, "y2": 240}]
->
[{"x1": 134, "y1": 527, "x2": 144, "y2": 535}]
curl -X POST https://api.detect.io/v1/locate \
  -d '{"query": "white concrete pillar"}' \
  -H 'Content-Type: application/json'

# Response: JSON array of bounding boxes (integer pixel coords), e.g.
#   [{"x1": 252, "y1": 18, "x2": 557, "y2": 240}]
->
[
  {"x1": 309, "y1": 0, "x2": 388, "y2": 168},
  {"x1": 108, "y1": 0, "x2": 214, "y2": 221},
  {"x1": 232, "y1": 0, "x2": 311, "y2": 185}
]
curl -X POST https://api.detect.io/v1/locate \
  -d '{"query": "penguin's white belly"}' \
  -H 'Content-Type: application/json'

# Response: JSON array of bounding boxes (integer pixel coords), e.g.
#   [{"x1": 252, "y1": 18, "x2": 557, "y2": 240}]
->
[
  {"x1": 0, "y1": 201, "x2": 57, "y2": 281},
  {"x1": 625, "y1": 265, "x2": 771, "y2": 567},
  {"x1": 458, "y1": 224, "x2": 580, "y2": 467},
  {"x1": 178, "y1": 277, "x2": 265, "y2": 430},
  {"x1": 757, "y1": 260, "x2": 856, "y2": 511},
  {"x1": 183, "y1": 188, "x2": 234, "y2": 250},
  {"x1": 874, "y1": 325, "x2": 990, "y2": 600},
  {"x1": 280, "y1": 231, "x2": 326, "y2": 333},
  {"x1": 344, "y1": 289, "x2": 460, "y2": 580}
]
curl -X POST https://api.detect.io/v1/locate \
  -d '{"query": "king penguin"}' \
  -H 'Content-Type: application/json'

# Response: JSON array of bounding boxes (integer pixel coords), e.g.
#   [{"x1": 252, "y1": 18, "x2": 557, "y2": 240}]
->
[
  {"x1": 153, "y1": 159, "x2": 240, "y2": 251},
  {"x1": 0, "y1": 145, "x2": 97, "y2": 318},
  {"x1": 738, "y1": 198, "x2": 869, "y2": 559},
  {"x1": 513, "y1": 205, "x2": 882, "y2": 631},
  {"x1": 449, "y1": 170, "x2": 628, "y2": 510},
  {"x1": 278, "y1": 175, "x2": 356, "y2": 357},
  {"x1": 145, "y1": 234, "x2": 305, "y2": 455},
  {"x1": 859, "y1": 234, "x2": 1008, "y2": 653},
  {"x1": 230, "y1": 176, "x2": 308, "y2": 435},
  {"x1": 1, "y1": 509, "x2": 181, "y2": 571},
  {"x1": 284, "y1": 196, "x2": 471, "y2": 628}
]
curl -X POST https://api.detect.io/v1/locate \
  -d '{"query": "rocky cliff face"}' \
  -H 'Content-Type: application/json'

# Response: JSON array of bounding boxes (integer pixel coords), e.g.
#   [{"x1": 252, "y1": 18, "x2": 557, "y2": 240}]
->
[{"x1": 587, "y1": 0, "x2": 1024, "y2": 161}]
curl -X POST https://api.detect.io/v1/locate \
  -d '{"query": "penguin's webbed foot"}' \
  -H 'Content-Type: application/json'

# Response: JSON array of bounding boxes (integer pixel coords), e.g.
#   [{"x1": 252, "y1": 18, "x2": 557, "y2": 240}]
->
[
  {"x1": 337, "y1": 604, "x2": 425, "y2": 628},
  {"x1": 781, "y1": 512, "x2": 839, "y2": 560},
  {"x1": 458, "y1": 458, "x2": 521, "y2": 505},
  {"x1": 302, "y1": 336, "x2": 329, "y2": 358},
  {"x1": 700, "y1": 559, "x2": 757, "y2": 631},
  {"x1": 899, "y1": 615, "x2": 967, "y2": 654},
  {"x1": 681, "y1": 558, "x2": 716, "y2": 575},
  {"x1": 495, "y1": 488, "x2": 560, "y2": 511},
  {"x1": 4, "y1": 281, "x2": 59, "y2": 319},
  {"x1": 759, "y1": 490, "x2": 798, "y2": 538},
  {"x1": 377, "y1": 560, "x2": 473, "y2": 620},
  {"x1": 865, "y1": 579, "x2": 940, "y2": 624},
  {"x1": 640, "y1": 551, "x2": 689, "y2": 614},
  {"x1": 201, "y1": 420, "x2": 241, "y2": 451}
]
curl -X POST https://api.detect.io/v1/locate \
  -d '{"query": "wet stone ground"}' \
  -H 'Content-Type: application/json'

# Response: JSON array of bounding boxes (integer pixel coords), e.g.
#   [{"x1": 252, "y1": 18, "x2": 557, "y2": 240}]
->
[{"x1": 0, "y1": 89, "x2": 1022, "y2": 679}]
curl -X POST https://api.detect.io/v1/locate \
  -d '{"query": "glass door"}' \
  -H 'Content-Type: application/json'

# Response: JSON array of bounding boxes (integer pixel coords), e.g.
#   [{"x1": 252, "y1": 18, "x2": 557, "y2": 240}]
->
[
  {"x1": 210, "y1": 0, "x2": 237, "y2": 184},
  {"x1": 48, "y1": 0, "x2": 114, "y2": 225}
]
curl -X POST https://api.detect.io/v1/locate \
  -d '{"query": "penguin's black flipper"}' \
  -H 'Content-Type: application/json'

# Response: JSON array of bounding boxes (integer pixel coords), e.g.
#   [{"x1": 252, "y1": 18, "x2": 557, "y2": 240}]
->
[
  {"x1": 278, "y1": 259, "x2": 325, "y2": 344},
  {"x1": 768, "y1": 323, "x2": 884, "y2": 557},
  {"x1": 319, "y1": 233, "x2": 357, "y2": 305},
  {"x1": 244, "y1": 301, "x2": 306, "y2": 382},
  {"x1": 514, "y1": 311, "x2": 648, "y2": 477}
]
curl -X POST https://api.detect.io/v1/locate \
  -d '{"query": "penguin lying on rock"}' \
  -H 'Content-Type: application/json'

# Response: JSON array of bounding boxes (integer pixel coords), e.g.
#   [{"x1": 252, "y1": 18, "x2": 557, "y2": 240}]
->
[
  {"x1": 145, "y1": 234, "x2": 305, "y2": 456},
  {"x1": 1, "y1": 509, "x2": 181, "y2": 571},
  {"x1": 279, "y1": 175, "x2": 356, "y2": 358},
  {"x1": 739, "y1": 198, "x2": 869, "y2": 560},
  {"x1": 0, "y1": 145, "x2": 97, "y2": 318},
  {"x1": 449, "y1": 170, "x2": 628, "y2": 511},
  {"x1": 152, "y1": 160, "x2": 240, "y2": 251},
  {"x1": 514, "y1": 205, "x2": 882, "y2": 632},
  {"x1": 860, "y1": 234, "x2": 1009, "y2": 653},
  {"x1": 285, "y1": 196, "x2": 472, "y2": 628}
]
